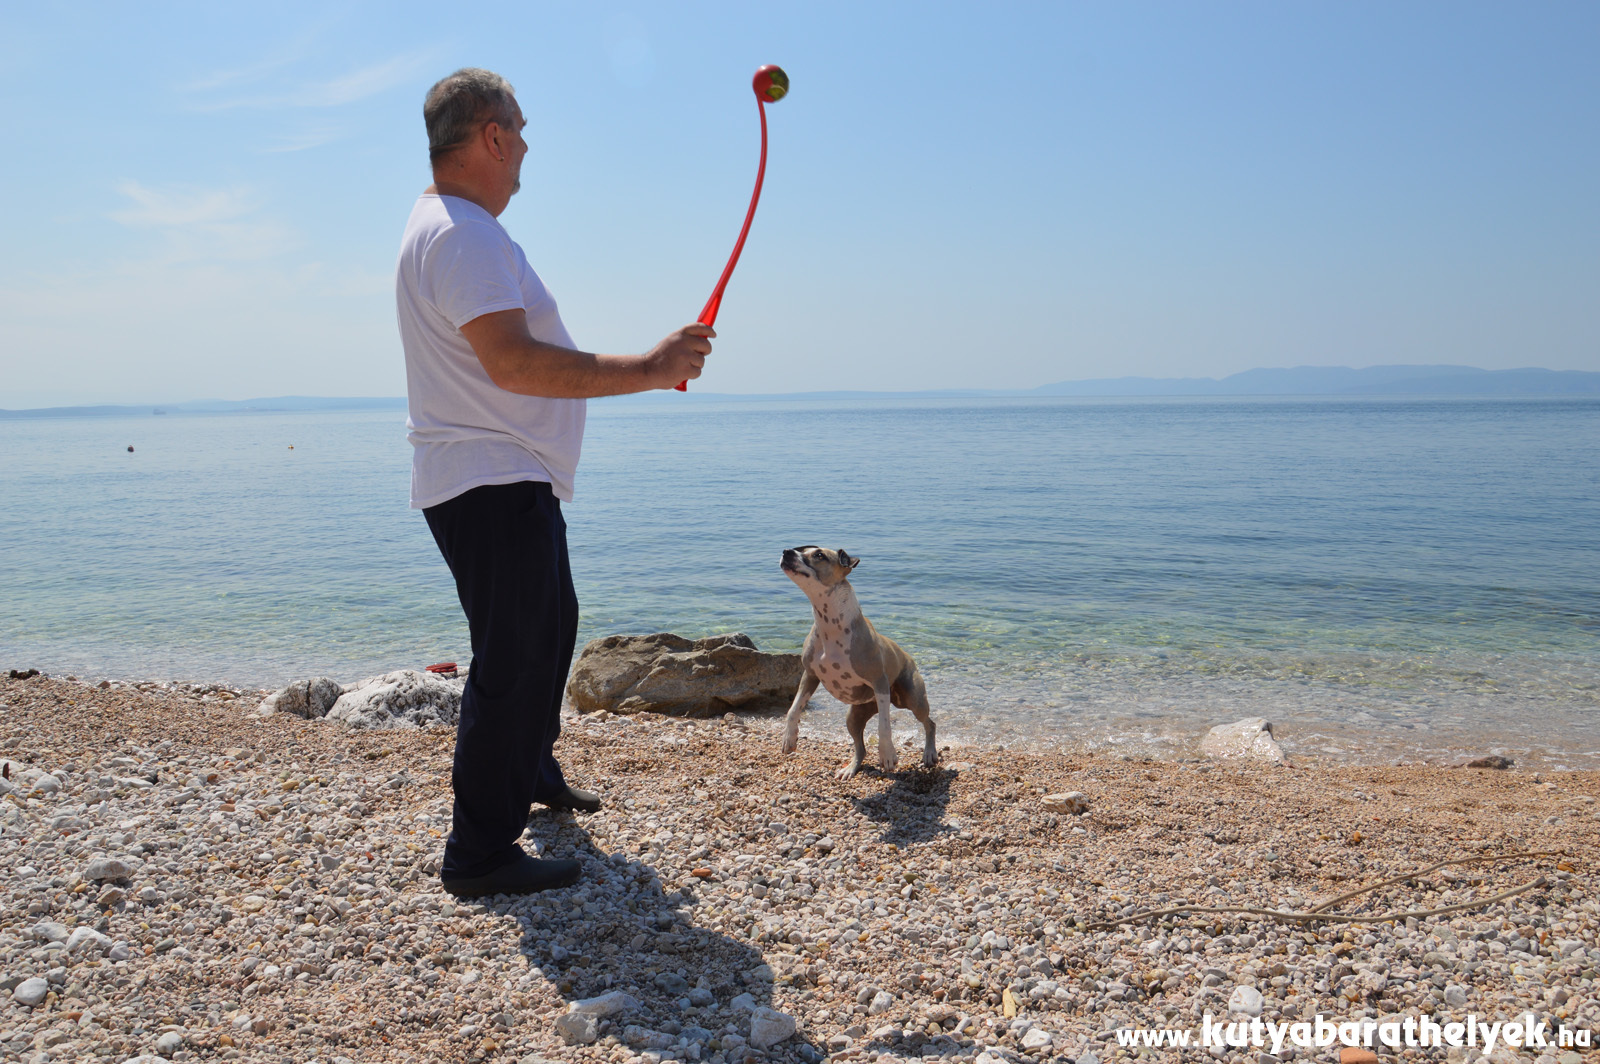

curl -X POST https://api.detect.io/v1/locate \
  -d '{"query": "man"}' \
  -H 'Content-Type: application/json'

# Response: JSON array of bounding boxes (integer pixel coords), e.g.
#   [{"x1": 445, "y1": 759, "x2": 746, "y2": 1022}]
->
[{"x1": 397, "y1": 68, "x2": 712, "y2": 897}]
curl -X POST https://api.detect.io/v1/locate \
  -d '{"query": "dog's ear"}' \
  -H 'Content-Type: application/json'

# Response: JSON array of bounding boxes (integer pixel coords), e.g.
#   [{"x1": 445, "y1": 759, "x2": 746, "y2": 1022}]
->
[{"x1": 837, "y1": 549, "x2": 860, "y2": 571}]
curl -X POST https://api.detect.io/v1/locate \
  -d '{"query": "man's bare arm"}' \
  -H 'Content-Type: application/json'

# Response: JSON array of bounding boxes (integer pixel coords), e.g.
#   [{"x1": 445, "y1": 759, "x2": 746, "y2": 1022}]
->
[{"x1": 459, "y1": 309, "x2": 712, "y2": 398}]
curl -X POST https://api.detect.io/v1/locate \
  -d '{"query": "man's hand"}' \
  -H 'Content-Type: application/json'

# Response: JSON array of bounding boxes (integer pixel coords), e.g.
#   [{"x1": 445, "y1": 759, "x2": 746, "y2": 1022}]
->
[
  {"x1": 643, "y1": 324, "x2": 715, "y2": 390},
  {"x1": 459, "y1": 311, "x2": 714, "y2": 398}
]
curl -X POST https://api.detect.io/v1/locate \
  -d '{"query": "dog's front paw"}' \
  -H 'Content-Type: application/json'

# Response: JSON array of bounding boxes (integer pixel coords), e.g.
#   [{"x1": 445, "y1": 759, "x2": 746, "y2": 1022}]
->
[
  {"x1": 836, "y1": 761, "x2": 861, "y2": 781},
  {"x1": 880, "y1": 749, "x2": 899, "y2": 775},
  {"x1": 780, "y1": 731, "x2": 799, "y2": 755}
]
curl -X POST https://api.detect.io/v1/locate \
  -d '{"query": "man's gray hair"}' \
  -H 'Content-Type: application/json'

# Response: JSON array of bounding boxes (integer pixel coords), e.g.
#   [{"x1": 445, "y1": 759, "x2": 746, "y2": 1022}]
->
[{"x1": 423, "y1": 68, "x2": 517, "y2": 165}]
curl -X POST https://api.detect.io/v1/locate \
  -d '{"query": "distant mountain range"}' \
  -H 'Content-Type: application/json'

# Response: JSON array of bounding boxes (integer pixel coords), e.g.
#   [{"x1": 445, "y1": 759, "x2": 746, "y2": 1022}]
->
[
  {"x1": 1033, "y1": 365, "x2": 1600, "y2": 397},
  {"x1": 4, "y1": 366, "x2": 1598, "y2": 417},
  {"x1": 0, "y1": 396, "x2": 409, "y2": 419}
]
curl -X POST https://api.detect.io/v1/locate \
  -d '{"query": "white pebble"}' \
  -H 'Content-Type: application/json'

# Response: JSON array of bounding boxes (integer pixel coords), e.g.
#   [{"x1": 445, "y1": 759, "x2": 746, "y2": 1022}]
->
[
  {"x1": 13, "y1": 977, "x2": 49, "y2": 1006},
  {"x1": 749, "y1": 1006, "x2": 797, "y2": 1049},
  {"x1": 1228, "y1": 985, "x2": 1264, "y2": 1017}
]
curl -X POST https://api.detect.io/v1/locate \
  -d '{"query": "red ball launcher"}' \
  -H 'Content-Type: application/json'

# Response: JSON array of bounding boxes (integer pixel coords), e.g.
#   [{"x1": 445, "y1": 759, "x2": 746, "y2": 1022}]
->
[{"x1": 677, "y1": 64, "x2": 788, "y2": 391}]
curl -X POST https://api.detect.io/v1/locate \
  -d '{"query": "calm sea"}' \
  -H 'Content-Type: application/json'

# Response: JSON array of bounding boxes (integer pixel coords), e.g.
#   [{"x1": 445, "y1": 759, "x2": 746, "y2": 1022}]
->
[{"x1": 3, "y1": 397, "x2": 1597, "y2": 768}]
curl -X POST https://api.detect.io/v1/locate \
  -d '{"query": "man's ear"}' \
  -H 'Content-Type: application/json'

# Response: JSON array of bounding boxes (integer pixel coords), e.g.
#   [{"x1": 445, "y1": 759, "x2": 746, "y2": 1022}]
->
[
  {"x1": 837, "y1": 550, "x2": 859, "y2": 571},
  {"x1": 484, "y1": 121, "x2": 505, "y2": 162}
]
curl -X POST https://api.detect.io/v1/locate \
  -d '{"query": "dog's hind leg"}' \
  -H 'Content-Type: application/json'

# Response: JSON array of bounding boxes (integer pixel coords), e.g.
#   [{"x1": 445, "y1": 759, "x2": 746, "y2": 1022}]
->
[
  {"x1": 839, "y1": 701, "x2": 876, "y2": 780},
  {"x1": 781, "y1": 671, "x2": 820, "y2": 755},
  {"x1": 903, "y1": 669, "x2": 938, "y2": 769},
  {"x1": 874, "y1": 688, "x2": 898, "y2": 774}
]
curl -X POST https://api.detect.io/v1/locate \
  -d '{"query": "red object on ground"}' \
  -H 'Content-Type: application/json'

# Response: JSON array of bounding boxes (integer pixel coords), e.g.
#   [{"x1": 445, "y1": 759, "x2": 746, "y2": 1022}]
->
[
  {"x1": 676, "y1": 65, "x2": 788, "y2": 391},
  {"x1": 425, "y1": 662, "x2": 458, "y2": 675}
]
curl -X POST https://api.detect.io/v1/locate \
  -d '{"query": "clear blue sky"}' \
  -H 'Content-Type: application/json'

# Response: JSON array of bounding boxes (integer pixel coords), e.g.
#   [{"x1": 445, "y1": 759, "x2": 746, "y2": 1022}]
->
[{"x1": 2, "y1": 2, "x2": 1596, "y2": 407}]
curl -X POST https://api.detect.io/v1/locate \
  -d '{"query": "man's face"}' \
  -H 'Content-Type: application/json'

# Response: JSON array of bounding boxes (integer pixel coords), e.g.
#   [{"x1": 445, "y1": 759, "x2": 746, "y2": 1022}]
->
[{"x1": 502, "y1": 99, "x2": 528, "y2": 196}]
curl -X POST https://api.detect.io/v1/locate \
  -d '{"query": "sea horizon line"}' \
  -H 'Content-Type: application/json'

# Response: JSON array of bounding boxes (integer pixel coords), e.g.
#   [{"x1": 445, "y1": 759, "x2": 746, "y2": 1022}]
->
[{"x1": 6, "y1": 363, "x2": 1600, "y2": 417}]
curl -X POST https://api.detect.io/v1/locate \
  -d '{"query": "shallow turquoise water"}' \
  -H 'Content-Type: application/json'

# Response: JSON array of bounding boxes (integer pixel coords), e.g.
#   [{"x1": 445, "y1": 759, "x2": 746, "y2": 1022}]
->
[{"x1": 2, "y1": 396, "x2": 1597, "y2": 766}]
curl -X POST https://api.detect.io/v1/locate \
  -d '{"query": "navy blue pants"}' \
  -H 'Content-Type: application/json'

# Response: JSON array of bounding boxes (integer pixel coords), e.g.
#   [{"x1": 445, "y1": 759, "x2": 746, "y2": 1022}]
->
[{"x1": 424, "y1": 481, "x2": 577, "y2": 879}]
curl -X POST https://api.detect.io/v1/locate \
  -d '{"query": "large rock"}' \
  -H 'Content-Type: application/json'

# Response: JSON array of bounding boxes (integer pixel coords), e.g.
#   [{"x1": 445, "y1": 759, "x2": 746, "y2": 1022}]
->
[
  {"x1": 553, "y1": 1012, "x2": 600, "y2": 1045},
  {"x1": 83, "y1": 856, "x2": 136, "y2": 882},
  {"x1": 748, "y1": 1007, "x2": 797, "y2": 1049},
  {"x1": 324, "y1": 670, "x2": 463, "y2": 730},
  {"x1": 1227, "y1": 984, "x2": 1264, "y2": 1017},
  {"x1": 1021, "y1": 1028, "x2": 1054, "y2": 1051},
  {"x1": 256, "y1": 677, "x2": 346, "y2": 719},
  {"x1": 1199, "y1": 718, "x2": 1287, "y2": 765},
  {"x1": 1041, "y1": 792, "x2": 1089, "y2": 815},
  {"x1": 31, "y1": 921, "x2": 69, "y2": 943},
  {"x1": 13, "y1": 977, "x2": 48, "y2": 1006},
  {"x1": 566, "y1": 633, "x2": 803, "y2": 717},
  {"x1": 65, "y1": 926, "x2": 113, "y2": 954},
  {"x1": 567, "y1": 991, "x2": 638, "y2": 1018}
]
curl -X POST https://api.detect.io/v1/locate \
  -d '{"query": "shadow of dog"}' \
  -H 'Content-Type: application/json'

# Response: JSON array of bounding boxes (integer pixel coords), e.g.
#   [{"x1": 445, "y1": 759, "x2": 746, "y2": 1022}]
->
[{"x1": 848, "y1": 764, "x2": 956, "y2": 847}]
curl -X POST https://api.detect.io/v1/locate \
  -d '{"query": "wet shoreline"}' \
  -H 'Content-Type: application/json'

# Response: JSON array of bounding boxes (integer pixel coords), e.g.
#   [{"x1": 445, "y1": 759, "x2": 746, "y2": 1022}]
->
[{"x1": 4, "y1": 656, "x2": 1597, "y2": 772}]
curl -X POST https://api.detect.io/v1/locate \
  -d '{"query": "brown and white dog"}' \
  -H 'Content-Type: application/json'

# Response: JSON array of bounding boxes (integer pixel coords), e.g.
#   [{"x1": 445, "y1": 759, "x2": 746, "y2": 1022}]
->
[{"x1": 779, "y1": 546, "x2": 937, "y2": 779}]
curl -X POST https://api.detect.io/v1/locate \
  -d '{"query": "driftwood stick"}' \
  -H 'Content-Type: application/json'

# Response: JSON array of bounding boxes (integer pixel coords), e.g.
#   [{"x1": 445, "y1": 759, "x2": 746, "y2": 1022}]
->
[
  {"x1": 1080, "y1": 864, "x2": 1558, "y2": 933},
  {"x1": 1306, "y1": 850, "x2": 1560, "y2": 913}
]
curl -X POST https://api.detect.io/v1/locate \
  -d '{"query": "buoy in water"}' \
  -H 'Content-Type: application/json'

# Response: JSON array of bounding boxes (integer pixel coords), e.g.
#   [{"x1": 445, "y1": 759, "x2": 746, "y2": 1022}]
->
[{"x1": 127, "y1": 445, "x2": 134, "y2": 453}]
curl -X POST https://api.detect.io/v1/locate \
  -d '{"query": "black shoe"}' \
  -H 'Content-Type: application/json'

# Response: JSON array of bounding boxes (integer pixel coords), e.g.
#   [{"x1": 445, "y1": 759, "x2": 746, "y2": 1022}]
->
[
  {"x1": 440, "y1": 852, "x2": 581, "y2": 898},
  {"x1": 536, "y1": 785, "x2": 602, "y2": 813}
]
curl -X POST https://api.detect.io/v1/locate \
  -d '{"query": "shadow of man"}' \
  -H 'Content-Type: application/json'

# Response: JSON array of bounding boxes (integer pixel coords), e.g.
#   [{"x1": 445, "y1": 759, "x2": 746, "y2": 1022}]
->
[
  {"x1": 848, "y1": 764, "x2": 957, "y2": 847},
  {"x1": 489, "y1": 810, "x2": 826, "y2": 1063}
]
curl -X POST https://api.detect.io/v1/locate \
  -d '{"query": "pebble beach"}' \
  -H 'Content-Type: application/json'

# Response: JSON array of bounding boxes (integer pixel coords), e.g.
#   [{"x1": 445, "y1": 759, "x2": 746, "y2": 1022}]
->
[{"x1": 1, "y1": 672, "x2": 1597, "y2": 1064}]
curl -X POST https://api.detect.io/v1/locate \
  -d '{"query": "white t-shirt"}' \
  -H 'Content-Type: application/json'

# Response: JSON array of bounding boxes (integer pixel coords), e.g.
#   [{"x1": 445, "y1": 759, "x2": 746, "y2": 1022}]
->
[{"x1": 397, "y1": 193, "x2": 586, "y2": 508}]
